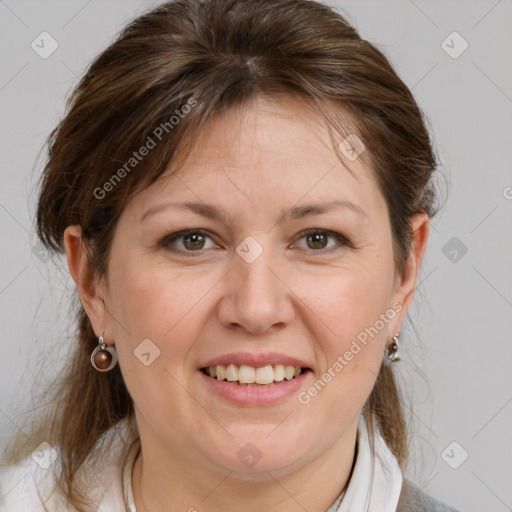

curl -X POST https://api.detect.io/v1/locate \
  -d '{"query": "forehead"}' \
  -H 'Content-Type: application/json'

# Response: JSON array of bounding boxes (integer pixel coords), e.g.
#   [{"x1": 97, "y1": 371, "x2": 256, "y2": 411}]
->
[{"x1": 129, "y1": 96, "x2": 386, "y2": 223}]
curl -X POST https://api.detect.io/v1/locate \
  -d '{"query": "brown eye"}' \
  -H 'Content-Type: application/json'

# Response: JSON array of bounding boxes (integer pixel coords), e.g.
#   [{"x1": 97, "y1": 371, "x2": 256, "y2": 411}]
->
[
  {"x1": 182, "y1": 232, "x2": 206, "y2": 250},
  {"x1": 294, "y1": 229, "x2": 349, "y2": 253},
  {"x1": 306, "y1": 232, "x2": 328, "y2": 250},
  {"x1": 160, "y1": 229, "x2": 216, "y2": 253}
]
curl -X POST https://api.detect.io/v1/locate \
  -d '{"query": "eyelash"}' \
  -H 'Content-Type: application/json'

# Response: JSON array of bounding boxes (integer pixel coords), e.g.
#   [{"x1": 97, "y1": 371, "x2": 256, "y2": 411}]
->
[{"x1": 159, "y1": 228, "x2": 351, "y2": 256}]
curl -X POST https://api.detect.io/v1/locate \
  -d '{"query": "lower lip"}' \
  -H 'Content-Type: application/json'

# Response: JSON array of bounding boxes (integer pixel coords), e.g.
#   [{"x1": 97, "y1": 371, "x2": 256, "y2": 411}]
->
[{"x1": 198, "y1": 369, "x2": 311, "y2": 406}]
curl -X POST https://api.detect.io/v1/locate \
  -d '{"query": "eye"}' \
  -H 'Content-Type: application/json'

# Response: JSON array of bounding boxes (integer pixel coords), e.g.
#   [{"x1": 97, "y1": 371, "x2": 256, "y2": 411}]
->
[
  {"x1": 159, "y1": 228, "x2": 350, "y2": 256},
  {"x1": 293, "y1": 229, "x2": 349, "y2": 252},
  {"x1": 160, "y1": 229, "x2": 218, "y2": 254}
]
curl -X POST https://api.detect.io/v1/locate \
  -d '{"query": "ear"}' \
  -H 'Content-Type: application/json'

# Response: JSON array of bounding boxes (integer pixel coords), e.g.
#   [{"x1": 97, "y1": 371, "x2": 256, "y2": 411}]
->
[
  {"x1": 63, "y1": 225, "x2": 111, "y2": 342},
  {"x1": 389, "y1": 212, "x2": 430, "y2": 334}
]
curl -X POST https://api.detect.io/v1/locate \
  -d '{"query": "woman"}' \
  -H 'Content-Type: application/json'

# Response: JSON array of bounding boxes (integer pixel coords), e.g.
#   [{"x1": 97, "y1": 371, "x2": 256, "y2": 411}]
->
[{"x1": 0, "y1": 0, "x2": 461, "y2": 510}]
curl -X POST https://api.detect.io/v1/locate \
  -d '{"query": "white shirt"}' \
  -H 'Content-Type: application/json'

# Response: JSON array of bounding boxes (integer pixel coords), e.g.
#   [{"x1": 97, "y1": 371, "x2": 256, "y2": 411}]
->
[{"x1": 0, "y1": 413, "x2": 402, "y2": 511}]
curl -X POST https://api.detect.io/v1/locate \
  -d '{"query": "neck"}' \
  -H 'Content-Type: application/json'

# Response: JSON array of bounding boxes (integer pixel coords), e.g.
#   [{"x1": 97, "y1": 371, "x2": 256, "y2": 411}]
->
[{"x1": 131, "y1": 421, "x2": 359, "y2": 512}]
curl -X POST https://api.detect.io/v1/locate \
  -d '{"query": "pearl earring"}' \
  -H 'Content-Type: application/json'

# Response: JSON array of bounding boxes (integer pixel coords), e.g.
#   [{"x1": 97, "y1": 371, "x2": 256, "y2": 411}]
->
[{"x1": 90, "y1": 332, "x2": 118, "y2": 372}]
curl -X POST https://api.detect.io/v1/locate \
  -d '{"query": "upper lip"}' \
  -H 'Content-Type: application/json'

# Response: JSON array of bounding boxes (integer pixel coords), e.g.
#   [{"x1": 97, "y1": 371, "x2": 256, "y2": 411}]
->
[{"x1": 200, "y1": 352, "x2": 311, "y2": 369}]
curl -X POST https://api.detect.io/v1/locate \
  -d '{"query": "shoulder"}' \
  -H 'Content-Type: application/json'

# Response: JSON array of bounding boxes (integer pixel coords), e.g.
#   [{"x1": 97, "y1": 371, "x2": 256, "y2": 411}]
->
[
  {"x1": 0, "y1": 446, "x2": 68, "y2": 511},
  {"x1": 397, "y1": 478, "x2": 462, "y2": 512},
  {"x1": 0, "y1": 417, "x2": 138, "y2": 511}
]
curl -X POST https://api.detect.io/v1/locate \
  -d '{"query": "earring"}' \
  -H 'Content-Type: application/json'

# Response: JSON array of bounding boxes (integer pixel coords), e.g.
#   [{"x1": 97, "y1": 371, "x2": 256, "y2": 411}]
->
[
  {"x1": 385, "y1": 332, "x2": 401, "y2": 363},
  {"x1": 90, "y1": 332, "x2": 118, "y2": 372}
]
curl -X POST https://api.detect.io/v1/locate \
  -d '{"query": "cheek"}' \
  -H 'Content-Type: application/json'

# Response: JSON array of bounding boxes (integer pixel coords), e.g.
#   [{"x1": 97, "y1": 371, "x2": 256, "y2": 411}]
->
[
  {"x1": 296, "y1": 257, "x2": 392, "y2": 408},
  {"x1": 298, "y1": 277, "x2": 387, "y2": 423},
  {"x1": 303, "y1": 264, "x2": 393, "y2": 349},
  {"x1": 108, "y1": 254, "x2": 221, "y2": 361}
]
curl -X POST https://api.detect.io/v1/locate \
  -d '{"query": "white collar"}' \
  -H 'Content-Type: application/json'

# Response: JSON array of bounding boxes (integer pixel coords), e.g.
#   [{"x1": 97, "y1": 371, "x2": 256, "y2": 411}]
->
[
  {"x1": 122, "y1": 414, "x2": 402, "y2": 512},
  {"x1": 327, "y1": 414, "x2": 403, "y2": 511}
]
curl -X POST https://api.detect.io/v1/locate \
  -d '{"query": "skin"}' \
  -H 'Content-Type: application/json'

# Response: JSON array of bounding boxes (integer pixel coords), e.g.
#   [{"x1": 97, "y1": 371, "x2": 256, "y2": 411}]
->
[{"x1": 64, "y1": 96, "x2": 429, "y2": 512}]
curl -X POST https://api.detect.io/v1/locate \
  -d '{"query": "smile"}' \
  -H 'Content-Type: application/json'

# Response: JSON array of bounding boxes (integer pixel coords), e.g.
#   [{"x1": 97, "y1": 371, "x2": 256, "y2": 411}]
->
[
  {"x1": 201, "y1": 364, "x2": 309, "y2": 386},
  {"x1": 199, "y1": 364, "x2": 312, "y2": 406}
]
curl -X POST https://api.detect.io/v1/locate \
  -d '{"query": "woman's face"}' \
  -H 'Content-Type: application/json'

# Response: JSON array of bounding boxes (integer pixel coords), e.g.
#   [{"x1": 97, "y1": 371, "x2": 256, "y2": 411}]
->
[{"x1": 76, "y1": 96, "x2": 427, "y2": 478}]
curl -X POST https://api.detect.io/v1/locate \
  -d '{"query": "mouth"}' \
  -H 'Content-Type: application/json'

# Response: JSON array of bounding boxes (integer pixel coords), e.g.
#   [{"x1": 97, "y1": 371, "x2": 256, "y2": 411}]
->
[{"x1": 200, "y1": 364, "x2": 312, "y2": 386}]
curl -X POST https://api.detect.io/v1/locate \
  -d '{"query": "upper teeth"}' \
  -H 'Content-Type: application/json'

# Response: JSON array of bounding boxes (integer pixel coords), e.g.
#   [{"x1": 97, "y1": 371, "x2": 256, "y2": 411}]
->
[{"x1": 207, "y1": 364, "x2": 302, "y2": 384}]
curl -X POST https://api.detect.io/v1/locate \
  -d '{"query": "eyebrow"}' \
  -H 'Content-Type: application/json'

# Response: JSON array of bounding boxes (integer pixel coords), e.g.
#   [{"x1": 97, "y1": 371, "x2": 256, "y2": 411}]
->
[{"x1": 139, "y1": 199, "x2": 367, "y2": 224}]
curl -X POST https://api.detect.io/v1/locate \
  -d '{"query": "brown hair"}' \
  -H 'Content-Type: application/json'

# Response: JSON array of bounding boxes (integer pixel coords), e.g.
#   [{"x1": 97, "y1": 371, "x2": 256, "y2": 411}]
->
[{"x1": 6, "y1": 0, "x2": 441, "y2": 508}]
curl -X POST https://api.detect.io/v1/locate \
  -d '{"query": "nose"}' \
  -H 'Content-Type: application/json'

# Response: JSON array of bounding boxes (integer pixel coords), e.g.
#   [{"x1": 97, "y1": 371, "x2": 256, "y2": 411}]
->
[{"x1": 217, "y1": 246, "x2": 295, "y2": 334}]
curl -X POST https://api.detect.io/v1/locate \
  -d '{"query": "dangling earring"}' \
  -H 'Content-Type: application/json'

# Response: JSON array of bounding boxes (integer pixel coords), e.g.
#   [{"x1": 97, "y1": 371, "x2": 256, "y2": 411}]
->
[
  {"x1": 385, "y1": 332, "x2": 401, "y2": 363},
  {"x1": 91, "y1": 332, "x2": 118, "y2": 372}
]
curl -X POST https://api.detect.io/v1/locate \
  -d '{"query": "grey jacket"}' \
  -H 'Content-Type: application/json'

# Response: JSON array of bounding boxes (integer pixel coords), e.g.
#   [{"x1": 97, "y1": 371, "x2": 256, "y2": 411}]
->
[{"x1": 397, "y1": 479, "x2": 461, "y2": 512}]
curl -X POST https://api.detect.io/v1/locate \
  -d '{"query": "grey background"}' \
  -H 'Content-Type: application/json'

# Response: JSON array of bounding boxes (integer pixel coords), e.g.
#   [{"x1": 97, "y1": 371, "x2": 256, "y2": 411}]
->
[{"x1": 0, "y1": 1, "x2": 511, "y2": 510}]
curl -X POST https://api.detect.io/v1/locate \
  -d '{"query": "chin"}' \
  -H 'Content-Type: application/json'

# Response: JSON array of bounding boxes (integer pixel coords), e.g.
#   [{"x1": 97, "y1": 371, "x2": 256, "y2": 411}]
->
[{"x1": 204, "y1": 432, "x2": 310, "y2": 478}]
